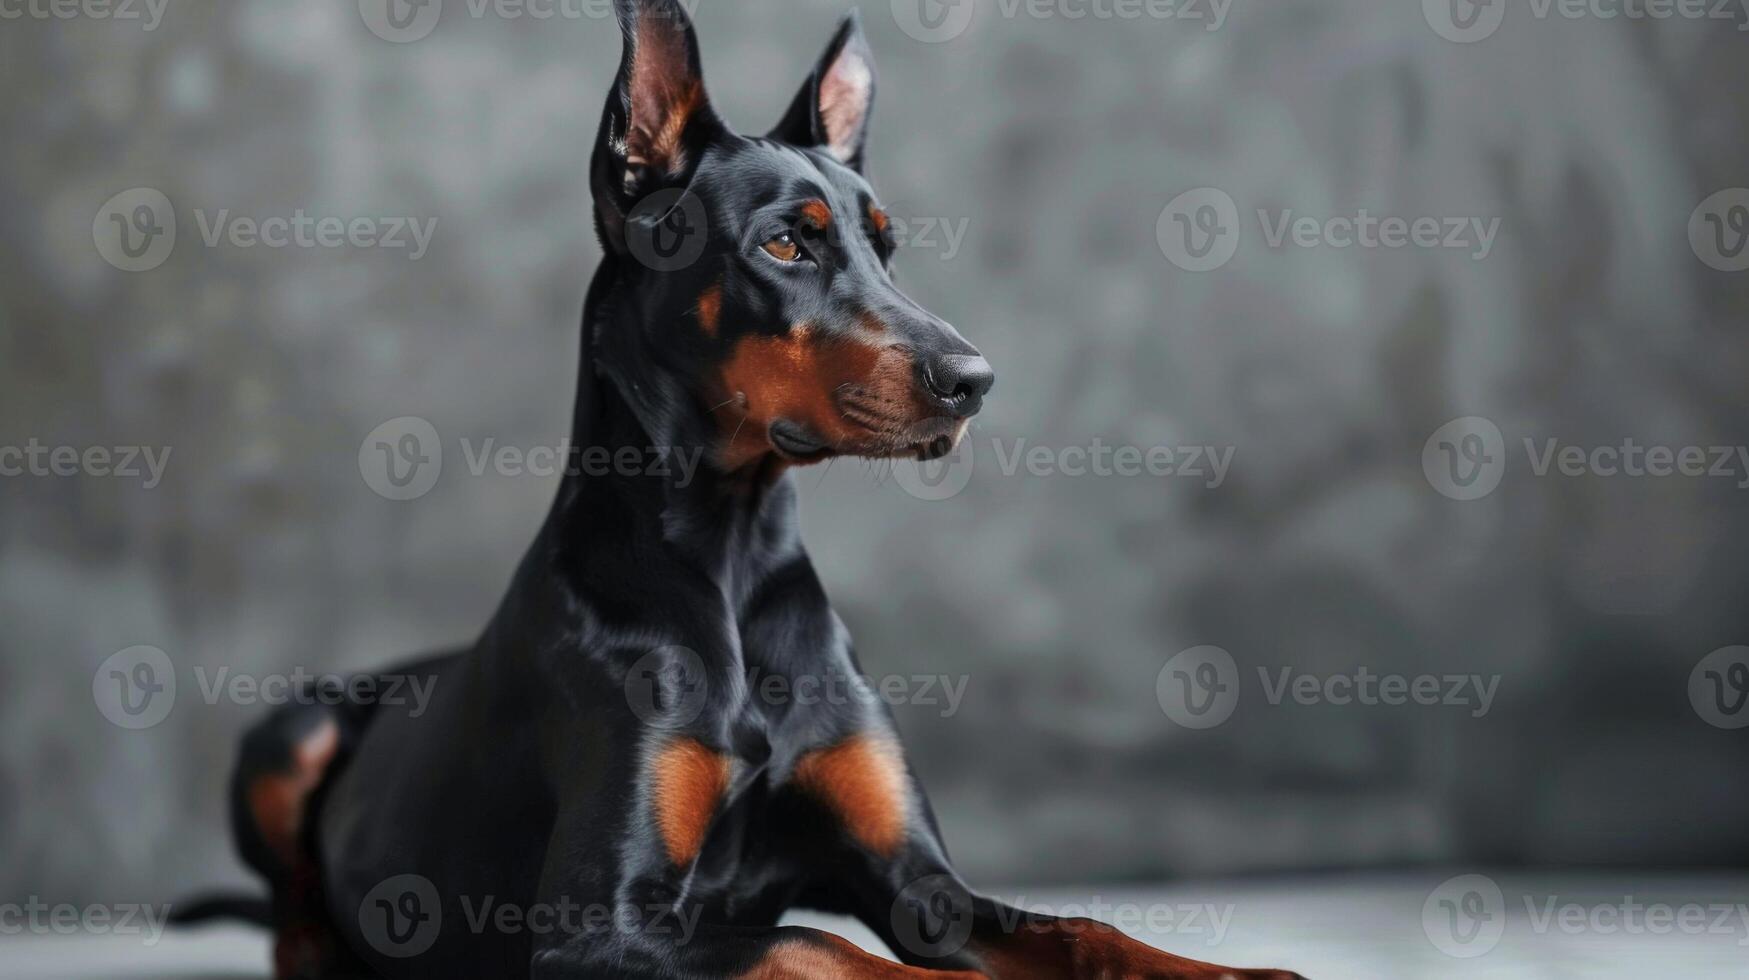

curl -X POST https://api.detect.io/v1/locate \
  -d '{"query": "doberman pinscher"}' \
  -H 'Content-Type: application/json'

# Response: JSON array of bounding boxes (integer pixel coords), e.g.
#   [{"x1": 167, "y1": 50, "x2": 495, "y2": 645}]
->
[{"x1": 214, "y1": 3, "x2": 1305, "y2": 977}]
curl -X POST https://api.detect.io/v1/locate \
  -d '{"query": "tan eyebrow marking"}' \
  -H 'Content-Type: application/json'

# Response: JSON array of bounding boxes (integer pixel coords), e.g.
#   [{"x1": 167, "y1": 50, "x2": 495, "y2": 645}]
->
[
  {"x1": 696, "y1": 282, "x2": 723, "y2": 338},
  {"x1": 867, "y1": 205, "x2": 890, "y2": 235},
  {"x1": 800, "y1": 199, "x2": 833, "y2": 229}
]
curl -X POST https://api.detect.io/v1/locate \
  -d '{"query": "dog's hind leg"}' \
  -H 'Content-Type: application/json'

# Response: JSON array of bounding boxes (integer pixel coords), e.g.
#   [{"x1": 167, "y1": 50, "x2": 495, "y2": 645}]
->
[{"x1": 229, "y1": 700, "x2": 375, "y2": 979}]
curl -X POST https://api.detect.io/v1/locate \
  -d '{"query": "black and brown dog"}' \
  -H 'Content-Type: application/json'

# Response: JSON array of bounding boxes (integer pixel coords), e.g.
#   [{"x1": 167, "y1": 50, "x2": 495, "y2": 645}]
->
[{"x1": 212, "y1": 3, "x2": 1304, "y2": 977}]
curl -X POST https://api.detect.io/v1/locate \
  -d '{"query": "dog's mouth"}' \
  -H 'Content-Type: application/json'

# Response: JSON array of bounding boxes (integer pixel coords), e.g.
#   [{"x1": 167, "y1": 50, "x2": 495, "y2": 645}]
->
[
  {"x1": 768, "y1": 420, "x2": 834, "y2": 462},
  {"x1": 767, "y1": 416, "x2": 965, "y2": 464}
]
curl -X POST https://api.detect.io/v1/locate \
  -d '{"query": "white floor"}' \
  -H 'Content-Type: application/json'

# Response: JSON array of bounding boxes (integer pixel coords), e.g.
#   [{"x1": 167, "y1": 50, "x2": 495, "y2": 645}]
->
[{"x1": 6, "y1": 873, "x2": 1745, "y2": 978}]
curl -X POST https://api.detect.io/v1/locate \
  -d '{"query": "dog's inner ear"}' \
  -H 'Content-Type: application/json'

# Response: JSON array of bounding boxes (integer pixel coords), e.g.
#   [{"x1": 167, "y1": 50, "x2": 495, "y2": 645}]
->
[
  {"x1": 622, "y1": 8, "x2": 706, "y2": 180},
  {"x1": 594, "y1": 0, "x2": 715, "y2": 244},
  {"x1": 771, "y1": 14, "x2": 877, "y2": 171}
]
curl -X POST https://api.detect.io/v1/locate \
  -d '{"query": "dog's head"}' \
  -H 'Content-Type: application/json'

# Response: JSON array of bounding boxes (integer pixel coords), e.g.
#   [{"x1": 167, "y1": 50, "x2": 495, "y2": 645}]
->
[{"x1": 591, "y1": 0, "x2": 992, "y2": 471}]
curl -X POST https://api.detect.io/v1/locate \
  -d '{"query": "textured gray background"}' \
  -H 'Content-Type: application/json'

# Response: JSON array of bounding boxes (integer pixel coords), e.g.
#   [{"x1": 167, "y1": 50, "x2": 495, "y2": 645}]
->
[{"x1": 3, "y1": 0, "x2": 1749, "y2": 913}]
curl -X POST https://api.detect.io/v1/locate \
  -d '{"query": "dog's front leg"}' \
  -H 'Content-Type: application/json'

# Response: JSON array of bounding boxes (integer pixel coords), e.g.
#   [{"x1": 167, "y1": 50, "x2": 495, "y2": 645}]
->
[
  {"x1": 787, "y1": 731, "x2": 1306, "y2": 980},
  {"x1": 523, "y1": 795, "x2": 984, "y2": 980},
  {"x1": 529, "y1": 919, "x2": 985, "y2": 980}
]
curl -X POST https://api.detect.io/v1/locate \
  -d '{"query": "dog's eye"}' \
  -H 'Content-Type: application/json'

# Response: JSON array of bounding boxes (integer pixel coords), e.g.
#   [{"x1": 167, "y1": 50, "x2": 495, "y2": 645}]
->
[{"x1": 762, "y1": 233, "x2": 802, "y2": 263}]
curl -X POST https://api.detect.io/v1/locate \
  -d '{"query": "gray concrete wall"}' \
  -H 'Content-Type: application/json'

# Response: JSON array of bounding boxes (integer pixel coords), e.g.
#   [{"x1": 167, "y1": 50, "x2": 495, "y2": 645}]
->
[{"x1": 2, "y1": 0, "x2": 1747, "y2": 904}]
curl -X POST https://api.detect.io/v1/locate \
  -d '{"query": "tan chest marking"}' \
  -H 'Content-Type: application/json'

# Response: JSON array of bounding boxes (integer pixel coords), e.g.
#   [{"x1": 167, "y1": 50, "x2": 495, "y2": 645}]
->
[
  {"x1": 649, "y1": 738, "x2": 733, "y2": 867},
  {"x1": 792, "y1": 733, "x2": 910, "y2": 856}
]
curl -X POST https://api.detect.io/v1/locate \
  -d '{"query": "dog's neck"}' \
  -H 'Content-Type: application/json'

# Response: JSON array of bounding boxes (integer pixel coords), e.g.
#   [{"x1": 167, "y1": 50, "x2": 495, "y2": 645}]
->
[{"x1": 542, "y1": 260, "x2": 802, "y2": 599}]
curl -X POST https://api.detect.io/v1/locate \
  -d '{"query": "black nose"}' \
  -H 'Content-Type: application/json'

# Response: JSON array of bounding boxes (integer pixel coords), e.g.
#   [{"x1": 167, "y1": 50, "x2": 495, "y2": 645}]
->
[{"x1": 923, "y1": 354, "x2": 995, "y2": 418}]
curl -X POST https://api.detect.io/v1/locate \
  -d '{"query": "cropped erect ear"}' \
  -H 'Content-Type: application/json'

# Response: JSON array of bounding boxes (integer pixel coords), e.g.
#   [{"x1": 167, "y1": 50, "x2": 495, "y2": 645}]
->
[
  {"x1": 769, "y1": 11, "x2": 877, "y2": 172},
  {"x1": 592, "y1": 0, "x2": 723, "y2": 254}
]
